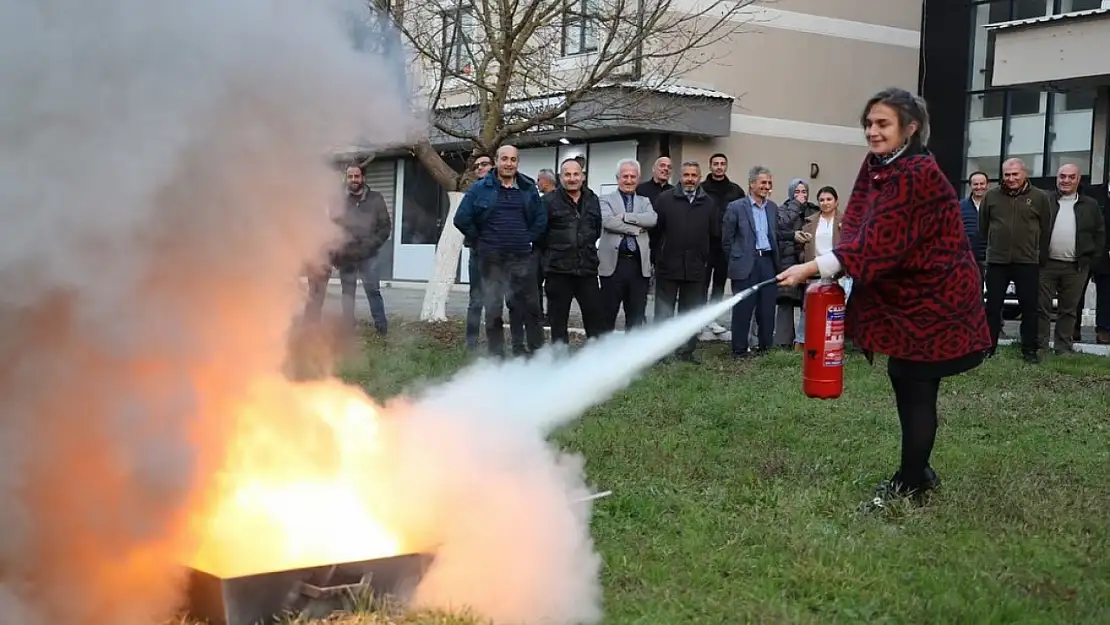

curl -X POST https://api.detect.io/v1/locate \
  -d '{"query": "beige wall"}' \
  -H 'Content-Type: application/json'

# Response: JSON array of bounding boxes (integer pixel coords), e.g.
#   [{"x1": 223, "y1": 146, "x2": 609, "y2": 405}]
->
[
  {"x1": 773, "y1": 0, "x2": 923, "y2": 31},
  {"x1": 683, "y1": 24, "x2": 920, "y2": 127},
  {"x1": 653, "y1": 2, "x2": 921, "y2": 197},
  {"x1": 678, "y1": 135, "x2": 865, "y2": 202}
]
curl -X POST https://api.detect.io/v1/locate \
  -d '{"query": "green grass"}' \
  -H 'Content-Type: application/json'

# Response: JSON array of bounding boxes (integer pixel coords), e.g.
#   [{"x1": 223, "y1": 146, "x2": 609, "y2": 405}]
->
[{"x1": 320, "y1": 321, "x2": 1110, "y2": 624}]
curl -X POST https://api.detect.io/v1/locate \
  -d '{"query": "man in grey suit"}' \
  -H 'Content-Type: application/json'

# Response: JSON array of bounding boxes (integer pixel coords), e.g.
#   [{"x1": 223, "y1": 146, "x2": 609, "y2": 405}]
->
[
  {"x1": 723, "y1": 165, "x2": 781, "y2": 358},
  {"x1": 599, "y1": 158, "x2": 657, "y2": 331}
]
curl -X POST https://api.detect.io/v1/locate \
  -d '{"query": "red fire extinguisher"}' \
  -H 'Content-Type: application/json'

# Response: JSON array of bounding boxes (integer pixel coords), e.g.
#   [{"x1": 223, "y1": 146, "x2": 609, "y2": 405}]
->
[{"x1": 803, "y1": 279, "x2": 847, "y2": 400}]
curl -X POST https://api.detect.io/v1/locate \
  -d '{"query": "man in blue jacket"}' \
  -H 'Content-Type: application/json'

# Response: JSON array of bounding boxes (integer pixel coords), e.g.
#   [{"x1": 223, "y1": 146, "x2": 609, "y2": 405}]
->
[
  {"x1": 454, "y1": 145, "x2": 547, "y2": 357},
  {"x1": 960, "y1": 171, "x2": 989, "y2": 288}
]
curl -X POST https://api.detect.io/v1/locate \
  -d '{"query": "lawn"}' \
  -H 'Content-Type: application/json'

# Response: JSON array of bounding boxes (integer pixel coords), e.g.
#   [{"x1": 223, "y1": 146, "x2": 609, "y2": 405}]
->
[{"x1": 276, "y1": 320, "x2": 1110, "y2": 625}]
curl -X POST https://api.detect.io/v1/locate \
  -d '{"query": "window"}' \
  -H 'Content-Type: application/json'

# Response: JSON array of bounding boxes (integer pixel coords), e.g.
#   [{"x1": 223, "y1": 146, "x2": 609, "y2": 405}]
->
[
  {"x1": 400, "y1": 160, "x2": 449, "y2": 245},
  {"x1": 442, "y1": 7, "x2": 476, "y2": 74},
  {"x1": 1060, "y1": 0, "x2": 1103, "y2": 12},
  {"x1": 1048, "y1": 90, "x2": 1096, "y2": 175},
  {"x1": 561, "y1": 0, "x2": 599, "y2": 56},
  {"x1": 1003, "y1": 89, "x2": 1048, "y2": 175}
]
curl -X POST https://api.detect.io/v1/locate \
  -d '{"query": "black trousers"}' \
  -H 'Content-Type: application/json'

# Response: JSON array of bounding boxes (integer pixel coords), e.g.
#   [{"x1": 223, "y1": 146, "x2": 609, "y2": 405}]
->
[
  {"x1": 889, "y1": 373, "x2": 942, "y2": 491},
  {"x1": 545, "y1": 273, "x2": 604, "y2": 344},
  {"x1": 480, "y1": 249, "x2": 544, "y2": 356},
  {"x1": 654, "y1": 278, "x2": 706, "y2": 355},
  {"x1": 600, "y1": 254, "x2": 649, "y2": 332},
  {"x1": 985, "y1": 262, "x2": 1039, "y2": 355},
  {"x1": 704, "y1": 244, "x2": 728, "y2": 303}
]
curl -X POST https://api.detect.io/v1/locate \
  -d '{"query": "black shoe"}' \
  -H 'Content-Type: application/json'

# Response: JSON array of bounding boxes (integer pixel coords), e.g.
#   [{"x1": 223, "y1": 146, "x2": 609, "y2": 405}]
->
[
  {"x1": 676, "y1": 352, "x2": 702, "y2": 365},
  {"x1": 1022, "y1": 351, "x2": 1041, "y2": 364}
]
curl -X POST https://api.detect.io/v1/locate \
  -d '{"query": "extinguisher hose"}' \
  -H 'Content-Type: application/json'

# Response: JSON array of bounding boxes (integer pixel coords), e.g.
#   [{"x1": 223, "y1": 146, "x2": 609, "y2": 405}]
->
[{"x1": 736, "y1": 277, "x2": 780, "y2": 299}]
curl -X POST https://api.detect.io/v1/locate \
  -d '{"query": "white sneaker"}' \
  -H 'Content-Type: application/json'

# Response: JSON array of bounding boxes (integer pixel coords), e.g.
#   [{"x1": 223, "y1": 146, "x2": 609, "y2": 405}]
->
[{"x1": 708, "y1": 322, "x2": 727, "y2": 335}]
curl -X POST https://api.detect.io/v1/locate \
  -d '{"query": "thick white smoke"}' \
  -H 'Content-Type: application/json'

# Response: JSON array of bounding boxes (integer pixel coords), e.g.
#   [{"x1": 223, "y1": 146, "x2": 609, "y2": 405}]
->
[
  {"x1": 0, "y1": 0, "x2": 412, "y2": 623},
  {"x1": 0, "y1": 0, "x2": 757, "y2": 622}
]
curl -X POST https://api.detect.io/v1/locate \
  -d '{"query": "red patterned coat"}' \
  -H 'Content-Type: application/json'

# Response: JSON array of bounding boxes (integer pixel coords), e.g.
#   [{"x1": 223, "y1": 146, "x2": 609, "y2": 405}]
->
[{"x1": 833, "y1": 151, "x2": 991, "y2": 362}]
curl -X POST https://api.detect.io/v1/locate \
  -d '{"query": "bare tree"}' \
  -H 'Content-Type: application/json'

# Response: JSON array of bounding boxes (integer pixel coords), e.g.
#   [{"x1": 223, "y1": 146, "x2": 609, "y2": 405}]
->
[
  {"x1": 369, "y1": 0, "x2": 759, "y2": 190},
  {"x1": 357, "y1": 0, "x2": 761, "y2": 321}
]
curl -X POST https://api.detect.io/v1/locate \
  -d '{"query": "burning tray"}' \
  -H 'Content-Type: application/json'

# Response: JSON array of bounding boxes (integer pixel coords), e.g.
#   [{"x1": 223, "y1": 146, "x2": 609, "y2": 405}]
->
[{"x1": 184, "y1": 553, "x2": 433, "y2": 625}]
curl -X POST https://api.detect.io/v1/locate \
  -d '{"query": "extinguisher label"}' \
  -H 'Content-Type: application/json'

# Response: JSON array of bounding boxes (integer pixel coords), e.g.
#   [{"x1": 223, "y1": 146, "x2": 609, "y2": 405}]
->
[{"x1": 824, "y1": 305, "x2": 846, "y2": 367}]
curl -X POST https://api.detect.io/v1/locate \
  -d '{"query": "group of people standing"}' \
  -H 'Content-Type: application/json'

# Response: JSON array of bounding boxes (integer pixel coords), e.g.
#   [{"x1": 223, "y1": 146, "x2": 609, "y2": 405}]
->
[
  {"x1": 959, "y1": 160, "x2": 1109, "y2": 362},
  {"x1": 452, "y1": 144, "x2": 850, "y2": 363}
]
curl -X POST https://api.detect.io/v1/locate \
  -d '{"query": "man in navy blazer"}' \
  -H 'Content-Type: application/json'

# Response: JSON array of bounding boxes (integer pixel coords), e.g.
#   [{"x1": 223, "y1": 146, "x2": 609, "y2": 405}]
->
[{"x1": 722, "y1": 165, "x2": 781, "y2": 357}]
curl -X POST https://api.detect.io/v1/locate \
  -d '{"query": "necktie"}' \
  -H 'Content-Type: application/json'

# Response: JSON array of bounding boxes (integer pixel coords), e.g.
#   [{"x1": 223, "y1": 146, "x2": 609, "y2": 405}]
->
[{"x1": 622, "y1": 194, "x2": 637, "y2": 251}]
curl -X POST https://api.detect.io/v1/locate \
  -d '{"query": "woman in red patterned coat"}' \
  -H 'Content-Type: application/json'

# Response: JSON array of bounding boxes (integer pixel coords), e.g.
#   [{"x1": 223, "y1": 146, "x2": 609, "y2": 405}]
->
[{"x1": 777, "y1": 87, "x2": 991, "y2": 501}]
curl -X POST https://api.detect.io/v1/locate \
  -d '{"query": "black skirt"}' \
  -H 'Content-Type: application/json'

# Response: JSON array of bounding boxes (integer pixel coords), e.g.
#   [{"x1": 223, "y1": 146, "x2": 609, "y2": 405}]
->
[{"x1": 885, "y1": 349, "x2": 986, "y2": 381}]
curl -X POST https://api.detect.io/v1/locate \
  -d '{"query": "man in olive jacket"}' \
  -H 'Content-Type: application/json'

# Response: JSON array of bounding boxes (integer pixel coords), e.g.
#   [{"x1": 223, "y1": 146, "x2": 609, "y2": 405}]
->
[{"x1": 980, "y1": 158, "x2": 1052, "y2": 362}]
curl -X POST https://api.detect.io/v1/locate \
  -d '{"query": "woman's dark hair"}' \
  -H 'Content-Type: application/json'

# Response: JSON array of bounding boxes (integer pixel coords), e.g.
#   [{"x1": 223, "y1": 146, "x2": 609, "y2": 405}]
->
[
  {"x1": 816, "y1": 185, "x2": 838, "y2": 201},
  {"x1": 860, "y1": 87, "x2": 930, "y2": 148}
]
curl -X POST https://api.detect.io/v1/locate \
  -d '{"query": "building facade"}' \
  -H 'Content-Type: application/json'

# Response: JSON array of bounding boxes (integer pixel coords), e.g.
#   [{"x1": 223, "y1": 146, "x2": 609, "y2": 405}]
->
[
  {"x1": 357, "y1": 1, "x2": 924, "y2": 283},
  {"x1": 921, "y1": 0, "x2": 1110, "y2": 200}
]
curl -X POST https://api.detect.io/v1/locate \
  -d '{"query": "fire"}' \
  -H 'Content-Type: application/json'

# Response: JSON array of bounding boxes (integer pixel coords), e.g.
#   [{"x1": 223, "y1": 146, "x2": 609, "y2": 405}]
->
[{"x1": 185, "y1": 377, "x2": 405, "y2": 578}]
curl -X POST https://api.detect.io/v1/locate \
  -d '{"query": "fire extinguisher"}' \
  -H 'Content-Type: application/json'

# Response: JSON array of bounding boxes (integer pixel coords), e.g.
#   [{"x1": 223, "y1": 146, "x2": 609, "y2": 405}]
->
[{"x1": 803, "y1": 279, "x2": 847, "y2": 400}]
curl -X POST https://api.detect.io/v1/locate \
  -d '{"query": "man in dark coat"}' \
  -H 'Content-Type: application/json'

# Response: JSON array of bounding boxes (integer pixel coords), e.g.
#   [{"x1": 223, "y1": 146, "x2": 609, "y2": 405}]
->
[
  {"x1": 454, "y1": 145, "x2": 547, "y2": 357},
  {"x1": 537, "y1": 158, "x2": 604, "y2": 344},
  {"x1": 651, "y1": 160, "x2": 718, "y2": 363},
  {"x1": 304, "y1": 164, "x2": 392, "y2": 335}
]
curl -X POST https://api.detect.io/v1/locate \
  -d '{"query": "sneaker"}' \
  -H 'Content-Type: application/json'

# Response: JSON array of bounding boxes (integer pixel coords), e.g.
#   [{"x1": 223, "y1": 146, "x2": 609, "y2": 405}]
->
[
  {"x1": 697, "y1": 330, "x2": 717, "y2": 341},
  {"x1": 708, "y1": 322, "x2": 727, "y2": 334}
]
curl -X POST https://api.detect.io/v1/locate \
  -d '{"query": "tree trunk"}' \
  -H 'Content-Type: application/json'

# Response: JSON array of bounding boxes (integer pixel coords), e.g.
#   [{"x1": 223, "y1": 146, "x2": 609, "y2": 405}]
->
[
  {"x1": 419, "y1": 191, "x2": 466, "y2": 322},
  {"x1": 413, "y1": 139, "x2": 460, "y2": 191}
]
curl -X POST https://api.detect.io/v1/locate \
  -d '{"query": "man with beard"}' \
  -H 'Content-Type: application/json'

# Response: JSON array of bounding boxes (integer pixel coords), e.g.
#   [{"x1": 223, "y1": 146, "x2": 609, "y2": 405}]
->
[
  {"x1": 303, "y1": 164, "x2": 392, "y2": 335},
  {"x1": 454, "y1": 145, "x2": 547, "y2": 358},
  {"x1": 538, "y1": 158, "x2": 604, "y2": 344},
  {"x1": 652, "y1": 160, "x2": 718, "y2": 363},
  {"x1": 700, "y1": 153, "x2": 744, "y2": 339}
]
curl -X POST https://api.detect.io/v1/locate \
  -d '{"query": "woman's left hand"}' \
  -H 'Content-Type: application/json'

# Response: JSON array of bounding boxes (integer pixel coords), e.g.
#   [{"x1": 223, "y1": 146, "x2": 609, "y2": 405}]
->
[{"x1": 777, "y1": 261, "x2": 818, "y2": 287}]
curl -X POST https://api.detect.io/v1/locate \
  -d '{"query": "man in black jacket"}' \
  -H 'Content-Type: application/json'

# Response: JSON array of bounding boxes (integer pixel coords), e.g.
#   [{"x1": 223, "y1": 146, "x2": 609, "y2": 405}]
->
[
  {"x1": 652, "y1": 160, "x2": 719, "y2": 363},
  {"x1": 701, "y1": 154, "x2": 744, "y2": 301},
  {"x1": 304, "y1": 164, "x2": 392, "y2": 335},
  {"x1": 538, "y1": 158, "x2": 604, "y2": 344}
]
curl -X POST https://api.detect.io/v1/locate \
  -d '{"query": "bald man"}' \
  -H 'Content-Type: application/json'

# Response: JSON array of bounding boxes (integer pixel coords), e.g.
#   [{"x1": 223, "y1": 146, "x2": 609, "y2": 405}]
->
[
  {"x1": 636, "y1": 156, "x2": 674, "y2": 267},
  {"x1": 980, "y1": 158, "x2": 1053, "y2": 362},
  {"x1": 454, "y1": 145, "x2": 547, "y2": 357},
  {"x1": 1039, "y1": 164, "x2": 1106, "y2": 353}
]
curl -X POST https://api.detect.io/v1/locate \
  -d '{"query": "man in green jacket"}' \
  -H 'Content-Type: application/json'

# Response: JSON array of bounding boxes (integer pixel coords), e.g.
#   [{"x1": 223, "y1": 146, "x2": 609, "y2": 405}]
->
[
  {"x1": 1039, "y1": 164, "x2": 1107, "y2": 353},
  {"x1": 980, "y1": 157, "x2": 1052, "y2": 363}
]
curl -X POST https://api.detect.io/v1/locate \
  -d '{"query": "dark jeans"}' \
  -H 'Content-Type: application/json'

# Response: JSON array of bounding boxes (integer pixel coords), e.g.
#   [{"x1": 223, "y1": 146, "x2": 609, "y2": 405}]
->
[
  {"x1": 466, "y1": 251, "x2": 522, "y2": 351},
  {"x1": 889, "y1": 372, "x2": 942, "y2": 491},
  {"x1": 730, "y1": 255, "x2": 777, "y2": 354},
  {"x1": 1096, "y1": 272, "x2": 1110, "y2": 331},
  {"x1": 480, "y1": 249, "x2": 544, "y2": 356},
  {"x1": 654, "y1": 278, "x2": 705, "y2": 356},
  {"x1": 545, "y1": 273, "x2": 604, "y2": 343},
  {"x1": 985, "y1": 263, "x2": 1038, "y2": 355},
  {"x1": 600, "y1": 254, "x2": 649, "y2": 332},
  {"x1": 303, "y1": 255, "x2": 387, "y2": 333},
  {"x1": 704, "y1": 245, "x2": 728, "y2": 303}
]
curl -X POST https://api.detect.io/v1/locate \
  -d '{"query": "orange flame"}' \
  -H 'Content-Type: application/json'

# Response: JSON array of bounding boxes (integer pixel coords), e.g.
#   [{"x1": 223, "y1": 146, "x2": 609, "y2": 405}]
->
[{"x1": 185, "y1": 377, "x2": 404, "y2": 578}]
